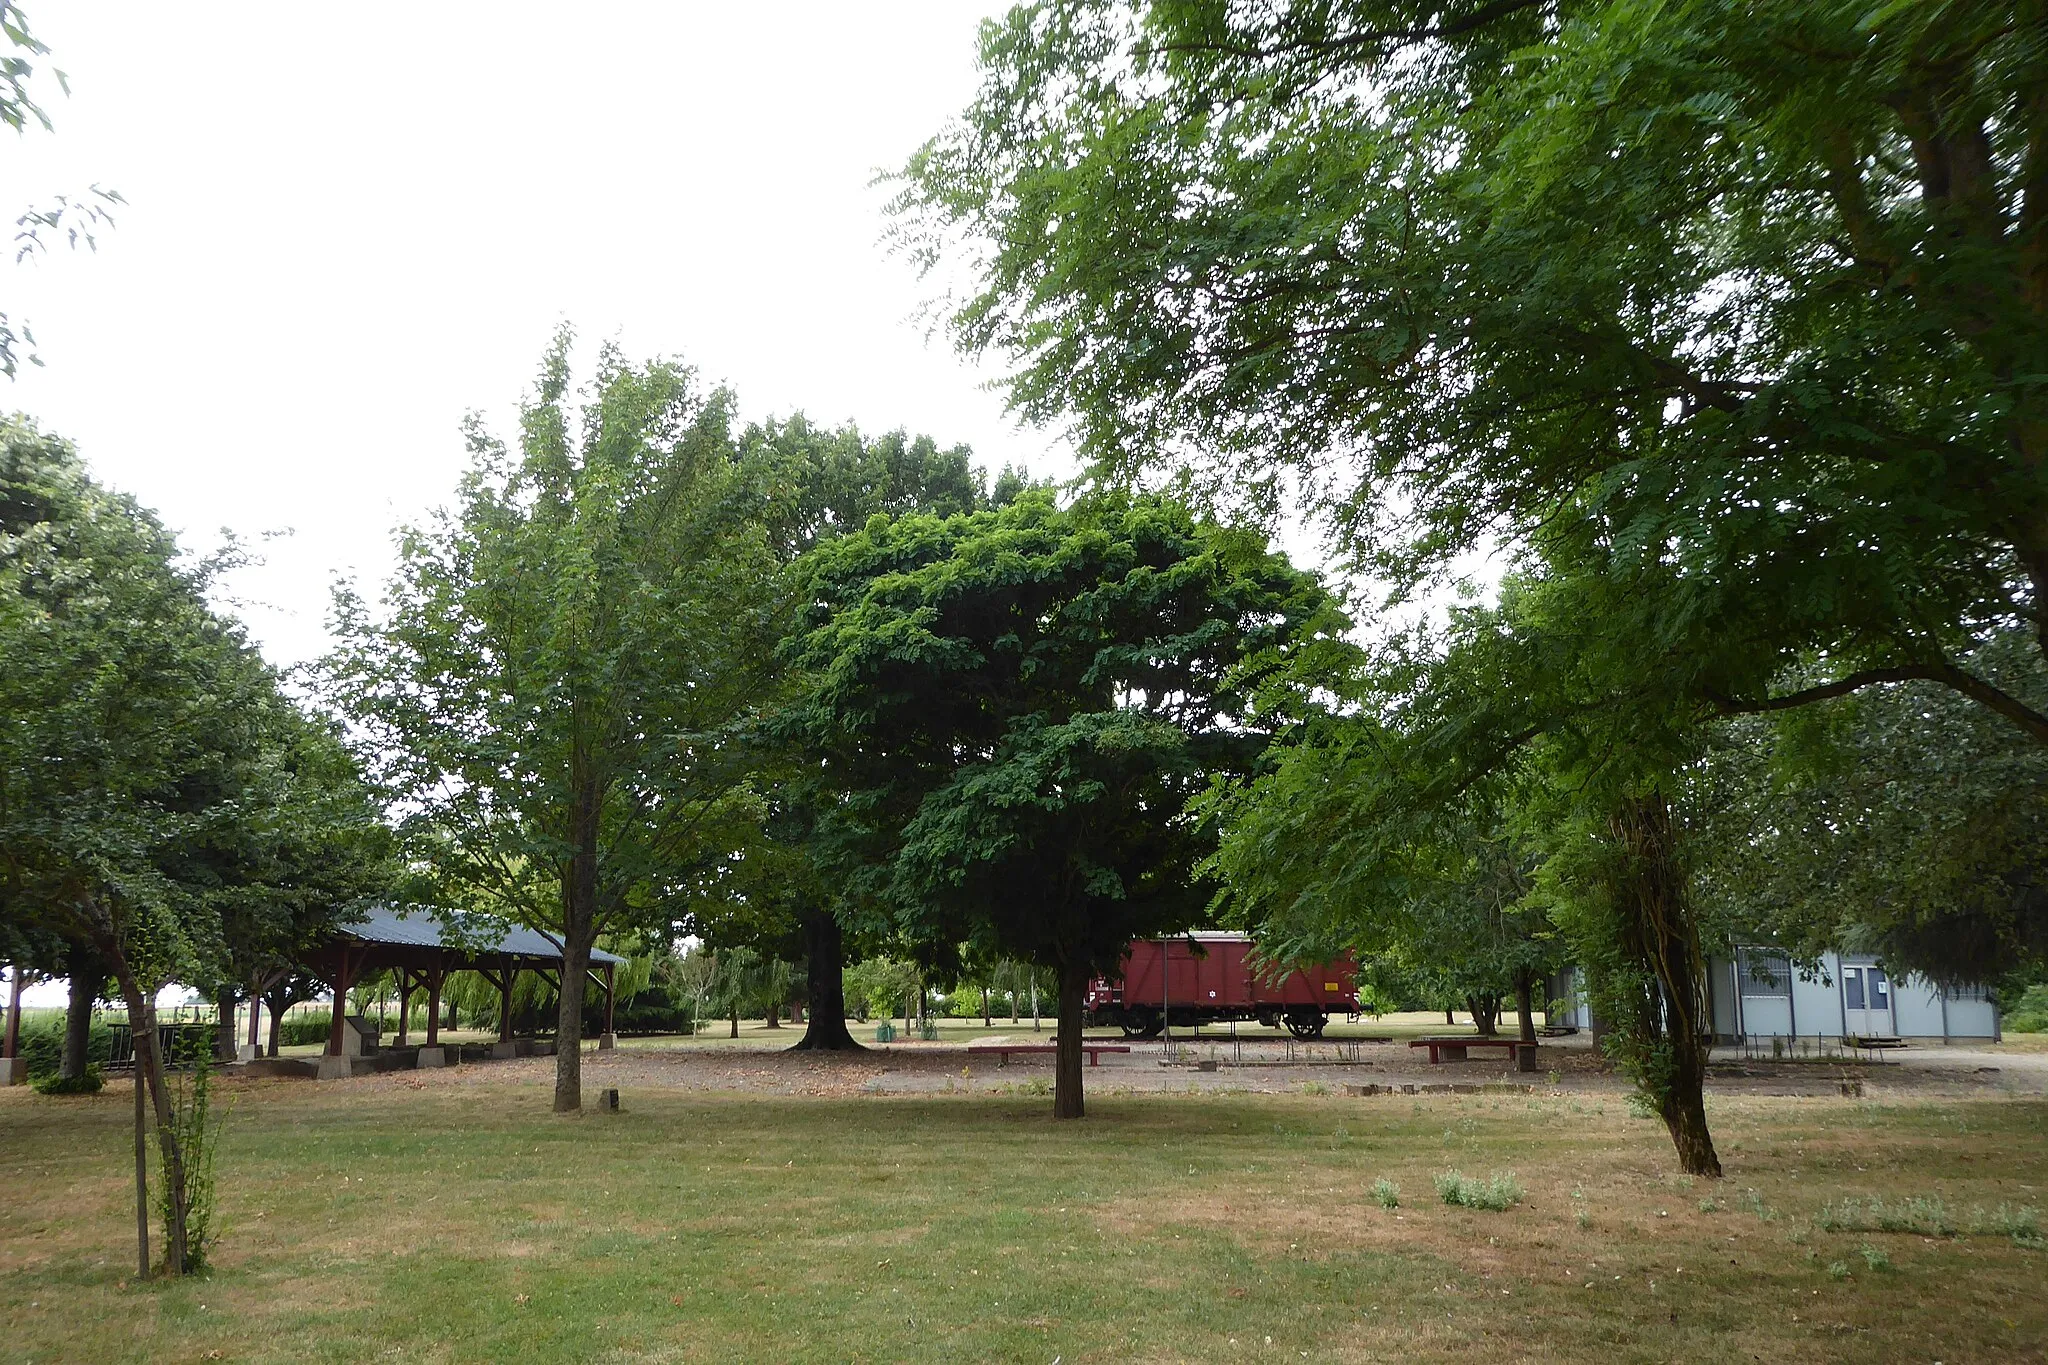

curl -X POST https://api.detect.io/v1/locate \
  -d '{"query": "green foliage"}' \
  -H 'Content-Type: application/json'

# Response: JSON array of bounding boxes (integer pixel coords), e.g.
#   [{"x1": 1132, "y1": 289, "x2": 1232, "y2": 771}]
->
[
  {"x1": 1370, "y1": 1177, "x2": 1399, "y2": 1210},
  {"x1": 2008, "y1": 986, "x2": 2048, "y2": 1034},
  {"x1": 903, "y1": 0, "x2": 2048, "y2": 756},
  {"x1": 15, "y1": 1016, "x2": 112, "y2": 1077},
  {"x1": 30, "y1": 1063, "x2": 101, "y2": 1095},
  {"x1": 791, "y1": 491, "x2": 1341, "y2": 995},
  {"x1": 1432, "y1": 1170, "x2": 1523, "y2": 1212},
  {"x1": 328, "y1": 330, "x2": 789, "y2": 1101},
  {"x1": 156, "y1": 1035, "x2": 226, "y2": 1273},
  {"x1": 1691, "y1": 633, "x2": 2048, "y2": 986},
  {"x1": 843, "y1": 956, "x2": 921, "y2": 1021}
]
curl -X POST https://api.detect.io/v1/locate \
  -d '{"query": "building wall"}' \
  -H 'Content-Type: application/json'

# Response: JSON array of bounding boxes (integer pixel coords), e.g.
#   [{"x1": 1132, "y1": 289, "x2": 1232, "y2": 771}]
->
[{"x1": 1712, "y1": 950, "x2": 1999, "y2": 1042}]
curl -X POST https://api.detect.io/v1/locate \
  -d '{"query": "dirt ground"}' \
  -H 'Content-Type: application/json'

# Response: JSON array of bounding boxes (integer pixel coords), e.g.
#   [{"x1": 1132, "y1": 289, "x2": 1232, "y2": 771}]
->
[{"x1": 314, "y1": 1030, "x2": 2048, "y2": 1103}]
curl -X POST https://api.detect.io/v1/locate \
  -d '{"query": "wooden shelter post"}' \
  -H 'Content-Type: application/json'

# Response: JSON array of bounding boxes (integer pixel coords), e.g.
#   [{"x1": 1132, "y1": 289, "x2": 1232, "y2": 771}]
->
[
  {"x1": 603, "y1": 962, "x2": 617, "y2": 1040},
  {"x1": 424, "y1": 956, "x2": 443, "y2": 1048},
  {"x1": 498, "y1": 957, "x2": 514, "y2": 1043},
  {"x1": 394, "y1": 968, "x2": 413, "y2": 1047},
  {"x1": 326, "y1": 948, "x2": 358, "y2": 1057}
]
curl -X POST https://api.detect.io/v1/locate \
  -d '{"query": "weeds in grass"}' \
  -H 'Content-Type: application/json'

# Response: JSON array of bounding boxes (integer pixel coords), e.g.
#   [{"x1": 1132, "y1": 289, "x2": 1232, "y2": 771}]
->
[
  {"x1": 1827, "y1": 1260, "x2": 1851, "y2": 1279},
  {"x1": 1021, "y1": 1077, "x2": 1050, "y2": 1097},
  {"x1": 1738, "y1": 1189, "x2": 1779, "y2": 1223},
  {"x1": 1300, "y1": 1081, "x2": 1331, "y2": 1097},
  {"x1": 1817, "y1": 1196, "x2": 2042, "y2": 1246},
  {"x1": 1372, "y1": 1178, "x2": 1400, "y2": 1209},
  {"x1": 1818, "y1": 1196, "x2": 1954, "y2": 1236},
  {"x1": 1433, "y1": 1170, "x2": 1523, "y2": 1211},
  {"x1": 1969, "y1": 1204, "x2": 2044, "y2": 1246},
  {"x1": 1859, "y1": 1243, "x2": 1892, "y2": 1271},
  {"x1": 1698, "y1": 1197, "x2": 1723, "y2": 1213}
]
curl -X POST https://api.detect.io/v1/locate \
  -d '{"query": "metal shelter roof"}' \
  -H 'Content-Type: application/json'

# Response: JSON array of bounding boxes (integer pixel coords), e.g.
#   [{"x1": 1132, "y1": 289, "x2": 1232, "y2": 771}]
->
[{"x1": 336, "y1": 905, "x2": 625, "y2": 966}]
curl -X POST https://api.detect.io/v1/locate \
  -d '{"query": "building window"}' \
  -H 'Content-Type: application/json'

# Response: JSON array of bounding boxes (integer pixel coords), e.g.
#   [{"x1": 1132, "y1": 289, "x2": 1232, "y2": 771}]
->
[{"x1": 1738, "y1": 950, "x2": 1793, "y2": 997}]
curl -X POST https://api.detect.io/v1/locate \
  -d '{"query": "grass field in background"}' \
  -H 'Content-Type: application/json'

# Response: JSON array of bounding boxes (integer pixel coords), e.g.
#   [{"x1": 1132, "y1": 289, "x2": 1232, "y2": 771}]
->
[{"x1": 3, "y1": 1065, "x2": 2043, "y2": 1363}]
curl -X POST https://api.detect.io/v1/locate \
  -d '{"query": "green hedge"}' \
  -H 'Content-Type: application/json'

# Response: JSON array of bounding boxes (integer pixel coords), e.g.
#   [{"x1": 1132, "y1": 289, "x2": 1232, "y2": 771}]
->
[
  {"x1": 2007, "y1": 985, "x2": 2048, "y2": 1034},
  {"x1": 16, "y1": 1018, "x2": 113, "y2": 1078}
]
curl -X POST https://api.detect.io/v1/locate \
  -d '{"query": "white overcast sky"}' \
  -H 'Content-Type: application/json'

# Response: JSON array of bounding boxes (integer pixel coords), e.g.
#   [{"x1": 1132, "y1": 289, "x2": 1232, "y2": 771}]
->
[{"x1": 3, "y1": 1, "x2": 1072, "y2": 669}]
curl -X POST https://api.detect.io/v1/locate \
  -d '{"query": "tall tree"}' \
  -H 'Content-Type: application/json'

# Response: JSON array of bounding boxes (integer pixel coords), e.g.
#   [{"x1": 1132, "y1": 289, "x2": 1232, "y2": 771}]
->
[
  {"x1": 734, "y1": 414, "x2": 1041, "y2": 1052},
  {"x1": 791, "y1": 492, "x2": 1339, "y2": 1115},
  {"x1": 1208, "y1": 563, "x2": 1730, "y2": 1174},
  {"x1": 0, "y1": 419, "x2": 372, "y2": 1267},
  {"x1": 329, "y1": 330, "x2": 784, "y2": 1112},
  {"x1": 899, "y1": 1, "x2": 2048, "y2": 745}
]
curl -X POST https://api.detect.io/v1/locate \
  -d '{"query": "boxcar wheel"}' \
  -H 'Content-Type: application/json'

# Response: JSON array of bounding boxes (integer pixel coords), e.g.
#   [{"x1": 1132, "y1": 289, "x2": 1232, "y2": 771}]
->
[{"x1": 1284, "y1": 1011, "x2": 1326, "y2": 1040}]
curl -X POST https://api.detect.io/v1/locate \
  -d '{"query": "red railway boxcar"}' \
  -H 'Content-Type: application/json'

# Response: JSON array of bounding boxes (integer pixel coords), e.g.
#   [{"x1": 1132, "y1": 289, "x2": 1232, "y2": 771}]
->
[{"x1": 1085, "y1": 933, "x2": 1361, "y2": 1039}]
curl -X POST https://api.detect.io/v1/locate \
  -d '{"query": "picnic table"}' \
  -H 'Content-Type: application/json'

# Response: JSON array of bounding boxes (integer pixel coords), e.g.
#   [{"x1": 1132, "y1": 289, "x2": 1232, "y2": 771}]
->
[
  {"x1": 1409, "y1": 1036, "x2": 1534, "y2": 1064},
  {"x1": 965, "y1": 1042, "x2": 1132, "y2": 1067}
]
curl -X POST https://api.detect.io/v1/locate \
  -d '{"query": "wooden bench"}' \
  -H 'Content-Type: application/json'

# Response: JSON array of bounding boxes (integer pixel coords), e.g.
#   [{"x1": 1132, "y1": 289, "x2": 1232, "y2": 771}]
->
[
  {"x1": 1409, "y1": 1037, "x2": 1533, "y2": 1064},
  {"x1": 965, "y1": 1042, "x2": 1132, "y2": 1067}
]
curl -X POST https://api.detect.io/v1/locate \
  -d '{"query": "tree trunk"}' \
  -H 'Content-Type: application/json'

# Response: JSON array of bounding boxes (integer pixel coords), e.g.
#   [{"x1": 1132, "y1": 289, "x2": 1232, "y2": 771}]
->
[
  {"x1": 212, "y1": 986, "x2": 239, "y2": 1062},
  {"x1": 62, "y1": 956, "x2": 99, "y2": 1080},
  {"x1": 982, "y1": 986, "x2": 991, "y2": 1027},
  {"x1": 764, "y1": 1000, "x2": 781, "y2": 1029},
  {"x1": 791, "y1": 911, "x2": 861, "y2": 1051},
  {"x1": 1053, "y1": 959, "x2": 1088, "y2": 1120},
  {"x1": 1514, "y1": 969, "x2": 1538, "y2": 1072},
  {"x1": 1031, "y1": 981, "x2": 1041, "y2": 1032},
  {"x1": 553, "y1": 930, "x2": 593, "y2": 1114},
  {"x1": 266, "y1": 1001, "x2": 283, "y2": 1058},
  {"x1": 99, "y1": 935, "x2": 188, "y2": 1275},
  {"x1": 552, "y1": 767, "x2": 601, "y2": 1114},
  {"x1": 1466, "y1": 995, "x2": 1499, "y2": 1037},
  {"x1": 729, "y1": 1003, "x2": 739, "y2": 1038},
  {"x1": 1608, "y1": 791, "x2": 1723, "y2": 1178},
  {"x1": 132, "y1": 1052, "x2": 150, "y2": 1278},
  {"x1": 1444, "y1": 1008, "x2": 1456, "y2": 1026}
]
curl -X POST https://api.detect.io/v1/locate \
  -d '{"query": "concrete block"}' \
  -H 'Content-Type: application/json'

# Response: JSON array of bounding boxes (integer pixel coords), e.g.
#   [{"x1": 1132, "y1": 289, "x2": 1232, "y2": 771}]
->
[
  {"x1": 0, "y1": 1056, "x2": 25, "y2": 1086},
  {"x1": 415, "y1": 1046, "x2": 447, "y2": 1069},
  {"x1": 530, "y1": 1040, "x2": 555, "y2": 1057},
  {"x1": 315, "y1": 1054, "x2": 353, "y2": 1082},
  {"x1": 598, "y1": 1032, "x2": 618, "y2": 1051},
  {"x1": 489, "y1": 1040, "x2": 519, "y2": 1060},
  {"x1": 236, "y1": 1043, "x2": 259, "y2": 1064}
]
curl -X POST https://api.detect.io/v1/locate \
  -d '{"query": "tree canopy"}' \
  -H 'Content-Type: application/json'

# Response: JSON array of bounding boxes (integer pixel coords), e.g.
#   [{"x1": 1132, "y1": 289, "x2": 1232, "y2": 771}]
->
[
  {"x1": 328, "y1": 330, "x2": 787, "y2": 1113},
  {"x1": 789, "y1": 491, "x2": 1340, "y2": 1114},
  {"x1": 899, "y1": 0, "x2": 2048, "y2": 744}
]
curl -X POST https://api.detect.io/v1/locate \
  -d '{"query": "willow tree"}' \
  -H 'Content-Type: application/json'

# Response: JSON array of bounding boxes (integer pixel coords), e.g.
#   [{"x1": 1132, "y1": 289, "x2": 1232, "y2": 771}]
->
[
  {"x1": 329, "y1": 331, "x2": 783, "y2": 1113},
  {"x1": 790, "y1": 492, "x2": 1338, "y2": 1116}
]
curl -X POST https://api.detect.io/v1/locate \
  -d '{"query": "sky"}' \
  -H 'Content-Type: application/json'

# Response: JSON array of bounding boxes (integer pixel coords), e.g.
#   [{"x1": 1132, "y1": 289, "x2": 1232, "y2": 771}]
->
[
  {"x1": 3, "y1": 1, "x2": 1072, "y2": 673},
  {"x1": 5, "y1": 1, "x2": 1088, "y2": 1007}
]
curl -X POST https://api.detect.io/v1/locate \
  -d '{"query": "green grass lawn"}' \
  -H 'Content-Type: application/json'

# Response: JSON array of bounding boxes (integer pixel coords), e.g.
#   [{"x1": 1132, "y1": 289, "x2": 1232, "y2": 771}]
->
[{"x1": 3, "y1": 1071, "x2": 2043, "y2": 1363}]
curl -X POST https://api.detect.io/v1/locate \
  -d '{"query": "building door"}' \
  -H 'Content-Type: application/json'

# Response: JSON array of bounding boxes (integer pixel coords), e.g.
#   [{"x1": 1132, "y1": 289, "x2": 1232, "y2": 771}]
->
[{"x1": 1841, "y1": 965, "x2": 1895, "y2": 1038}]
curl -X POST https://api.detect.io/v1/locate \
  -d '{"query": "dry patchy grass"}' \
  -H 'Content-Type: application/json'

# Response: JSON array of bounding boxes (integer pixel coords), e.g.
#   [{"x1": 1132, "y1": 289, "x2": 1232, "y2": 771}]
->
[{"x1": 0, "y1": 1071, "x2": 2041, "y2": 1363}]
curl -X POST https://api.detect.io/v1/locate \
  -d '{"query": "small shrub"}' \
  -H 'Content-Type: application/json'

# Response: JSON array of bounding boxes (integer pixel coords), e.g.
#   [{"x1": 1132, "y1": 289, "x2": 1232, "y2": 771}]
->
[
  {"x1": 1697, "y1": 1196, "x2": 1723, "y2": 1213},
  {"x1": 1371, "y1": 1178, "x2": 1400, "y2": 1209},
  {"x1": 1827, "y1": 1260, "x2": 1851, "y2": 1280},
  {"x1": 1858, "y1": 1243, "x2": 1892, "y2": 1271},
  {"x1": 1300, "y1": 1081, "x2": 1331, "y2": 1097},
  {"x1": 1433, "y1": 1169, "x2": 1523, "y2": 1211},
  {"x1": 31, "y1": 1063, "x2": 103, "y2": 1095},
  {"x1": 1573, "y1": 1207, "x2": 1591, "y2": 1230},
  {"x1": 1021, "y1": 1076, "x2": 1051, "y2": 1097}
]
